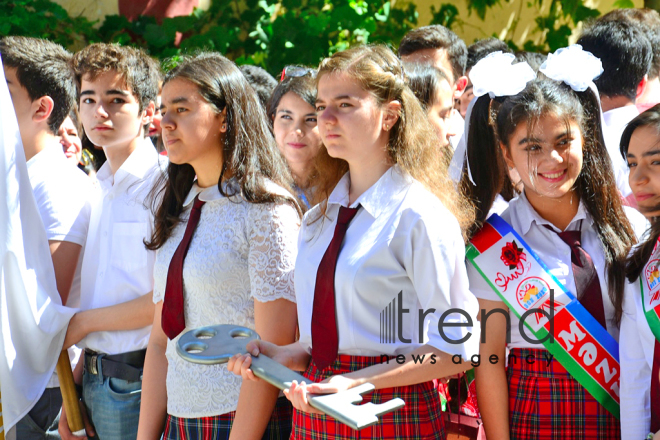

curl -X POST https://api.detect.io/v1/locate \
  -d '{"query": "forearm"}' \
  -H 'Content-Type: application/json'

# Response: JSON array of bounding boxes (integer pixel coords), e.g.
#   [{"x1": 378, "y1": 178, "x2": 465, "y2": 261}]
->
[
  {"x1": 77, "y1": 292, "x2": 155, "y2": 336},
  {"x1": 342, "y1": 345, "x2": 466, "y2": 390},
  {"x1": 137, "y1": 327, "x2": 168, "y2": 439},
  {"x1": 474, "y1": 361, "x2": 510, "y2": 440},
  {"x1": 229, "y1": 380, "x2": 281, "y2": 440}
]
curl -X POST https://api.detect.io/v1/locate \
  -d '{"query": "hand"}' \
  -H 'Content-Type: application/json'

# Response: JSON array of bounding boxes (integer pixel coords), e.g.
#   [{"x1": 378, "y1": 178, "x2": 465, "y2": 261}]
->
[
  {"x1": 63, "y1": 313, "x2": 87, "y2": 350},
  {"x1": 283, "y1": 375, "x2": 357, "y2": 415},
  {"x1": 227, "y1": 340, "x2": 282, "y2": 382},
  {"x1": 438, "y1": 373, "x2": 462, "y2": 385},
  {"x1": 58, "y1": 399, "x2": 95, "y2": 440}
]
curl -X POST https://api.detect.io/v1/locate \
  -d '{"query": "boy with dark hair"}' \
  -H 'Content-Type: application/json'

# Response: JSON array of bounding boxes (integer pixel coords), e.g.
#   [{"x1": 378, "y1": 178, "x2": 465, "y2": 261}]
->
[
  {"x1": 0, "y1": 36, "x2": 93, "y2": 440},
  {"x1": 600, "y1": 8, "x2": 660, "y2": 107},
  {"x1": 578, "y1": 19, "x2": 653, "y2": 199},
  {"x1": 239, "y1": 64, "x2": 278, "y2": 111},
  {"x1": 398, "y1": 25, "x2": 469, "y2": 151},
  {"x1": 58, "y1": 43, "x2": 163, "y2": 440}
]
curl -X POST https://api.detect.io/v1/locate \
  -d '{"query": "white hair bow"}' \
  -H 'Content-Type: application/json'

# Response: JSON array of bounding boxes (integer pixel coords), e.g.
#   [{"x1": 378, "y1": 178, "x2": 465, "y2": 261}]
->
[
  {"x1": 539, "y1": 44, "x2": 603, "y2": 92},
  {"x1": 469, "y1": 52, "x2": 536, "y2": 99}
]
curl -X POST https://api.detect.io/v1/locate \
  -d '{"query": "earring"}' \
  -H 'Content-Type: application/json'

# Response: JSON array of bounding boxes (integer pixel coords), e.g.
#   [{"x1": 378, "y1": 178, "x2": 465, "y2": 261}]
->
[{"x1": 384, "y1": 124, "x2": 389, "y2": 131}]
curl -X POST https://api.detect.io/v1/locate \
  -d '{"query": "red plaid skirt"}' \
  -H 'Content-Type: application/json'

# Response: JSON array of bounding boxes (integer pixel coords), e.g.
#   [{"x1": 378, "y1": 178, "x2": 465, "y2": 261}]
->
[
  {"x1": 291, "y1": 354, "x2": 445, "y2": 440},
  {"x1": 507, "y1": 348, "x2": 620, "y2": 440},
  {"x1": 163, "y1": 395, "x2": 292, "y2": 439}
]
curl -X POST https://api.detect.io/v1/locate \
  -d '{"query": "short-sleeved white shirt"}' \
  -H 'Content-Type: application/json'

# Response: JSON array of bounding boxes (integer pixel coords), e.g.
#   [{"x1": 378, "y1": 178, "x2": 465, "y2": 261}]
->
[
  {"x1": 152, "y1": 180, "x2": 299, "y2": 418},
  {"x1": 26, "y1": 142, "x2": 95, "y2": 387},
  {"x1": 468, "y1": 191, "x2": 648, "y2": 349},
  {"x1": 296, "y1": 167, "x2": 480, "y2": 360},
  {"x1": 78, "y1": 139, "x2": 165, "y2": 354}
]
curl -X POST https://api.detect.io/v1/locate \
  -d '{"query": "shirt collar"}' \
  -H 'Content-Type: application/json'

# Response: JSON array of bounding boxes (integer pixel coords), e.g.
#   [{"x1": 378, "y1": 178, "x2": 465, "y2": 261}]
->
[
  {"x1": 514, "y1": 190, "x2": 590, "y2": 235},
  {"x1": 97, "y1": 138, "x2": 159, "y2": 188},
  {"x1": 327, "y1": 166, "x2": 411, "y2": 219},
  {"x1": 183, "y1": 179, "x2": 238, "y2": 207},
  {"x1": 602, "y1": 105, "x2": 639, "y2": 129},
  {"x1": 26, "y1": 141, "x2": 66, "y2": 169}
]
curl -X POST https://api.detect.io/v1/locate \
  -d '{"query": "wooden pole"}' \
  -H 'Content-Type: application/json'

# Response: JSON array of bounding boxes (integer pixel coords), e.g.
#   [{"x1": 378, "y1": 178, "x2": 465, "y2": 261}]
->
[{"x1": 56, "y1": 351, "x2": 86, "y2": 436}]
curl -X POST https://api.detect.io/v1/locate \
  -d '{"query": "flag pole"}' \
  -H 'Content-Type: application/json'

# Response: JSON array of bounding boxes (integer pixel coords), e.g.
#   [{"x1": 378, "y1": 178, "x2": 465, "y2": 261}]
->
[{"x1": 56, "y1": 351, "x2": 85, "y2": 436}]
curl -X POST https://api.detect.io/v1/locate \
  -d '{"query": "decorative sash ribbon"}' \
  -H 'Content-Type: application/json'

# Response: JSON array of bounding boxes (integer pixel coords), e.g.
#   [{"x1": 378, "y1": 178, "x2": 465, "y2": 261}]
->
[
  {"x1": 467, "y1": 215, "x2": 620, "y2": 419},
  {"x1": 640, "y1": 238, "x2": 660, "y2": 341}
]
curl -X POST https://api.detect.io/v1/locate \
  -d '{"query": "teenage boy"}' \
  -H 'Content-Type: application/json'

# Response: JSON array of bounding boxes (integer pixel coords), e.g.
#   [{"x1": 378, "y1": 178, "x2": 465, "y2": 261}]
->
[
  {"x1": 0, "y1": 36, "x2": 93, "y2": 440},
  {"x1": 58, "y1": 43, "x2": 162, "y2": 440},
  {"x1": 578, "y1": 19, "x2": 653, "y2": 200}
]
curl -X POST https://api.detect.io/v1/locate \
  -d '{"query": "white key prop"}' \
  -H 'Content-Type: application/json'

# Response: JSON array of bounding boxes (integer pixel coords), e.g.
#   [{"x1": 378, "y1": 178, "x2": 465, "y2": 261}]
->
[{"x1": 177, "y1": 324, "x2": 405, "y2": 430}]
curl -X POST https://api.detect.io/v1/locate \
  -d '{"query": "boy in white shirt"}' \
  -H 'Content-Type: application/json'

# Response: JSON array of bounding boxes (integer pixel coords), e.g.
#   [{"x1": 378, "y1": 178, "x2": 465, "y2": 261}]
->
[
  {"x1": 0, "y1": 36, "x2": 94, "y2": 440},
  {"x1": 58, "y1": 43, "x2": 163, "y2": 440}
]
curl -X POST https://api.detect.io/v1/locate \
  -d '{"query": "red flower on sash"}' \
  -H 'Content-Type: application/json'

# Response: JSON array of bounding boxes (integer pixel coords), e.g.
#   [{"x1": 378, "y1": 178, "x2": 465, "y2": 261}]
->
[{"x1": 500, "y1": 241, "x2": 525, "y2": 270}]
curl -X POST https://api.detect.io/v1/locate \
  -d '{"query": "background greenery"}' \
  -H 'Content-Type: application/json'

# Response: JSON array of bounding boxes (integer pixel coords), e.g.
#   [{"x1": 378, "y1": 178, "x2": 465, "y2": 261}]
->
[{"x1": 0, "y1": 0, "x2": 641, "y2": 74}]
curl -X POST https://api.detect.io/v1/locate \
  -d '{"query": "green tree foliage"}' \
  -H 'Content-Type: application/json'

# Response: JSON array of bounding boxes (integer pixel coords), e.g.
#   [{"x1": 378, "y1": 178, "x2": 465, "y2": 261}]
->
[{"x1": 1, "y1": 0, "x2": 417, "y2": 75}]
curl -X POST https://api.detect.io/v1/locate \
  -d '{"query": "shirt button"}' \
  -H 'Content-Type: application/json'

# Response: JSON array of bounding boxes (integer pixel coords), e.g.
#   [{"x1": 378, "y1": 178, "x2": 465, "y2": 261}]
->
[{"x1": 103, "y1": 231, "x2": 108, "y2": 237}]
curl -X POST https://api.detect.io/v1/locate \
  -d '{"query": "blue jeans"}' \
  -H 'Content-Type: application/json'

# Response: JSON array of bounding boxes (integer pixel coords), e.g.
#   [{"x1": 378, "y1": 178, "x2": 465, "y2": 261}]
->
[
  {"x1": 82, "y1": 354, "x2": 142, "y2": 440},
  {"x1": 15, "y1": 387, "x2": 62, "y2": 439}
]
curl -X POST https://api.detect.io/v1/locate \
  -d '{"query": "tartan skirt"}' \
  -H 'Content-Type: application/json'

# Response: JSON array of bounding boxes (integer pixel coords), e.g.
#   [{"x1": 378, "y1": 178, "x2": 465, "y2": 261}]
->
[
  {"x1": 291, "y1": 354, "x2": 446, "y2": 440},
  {"x1": 507, "y1": 348, "x2": 620, "y2": 440},
  {"x1": 163, "y1": 395, "x2": 293, "y2": 440}
]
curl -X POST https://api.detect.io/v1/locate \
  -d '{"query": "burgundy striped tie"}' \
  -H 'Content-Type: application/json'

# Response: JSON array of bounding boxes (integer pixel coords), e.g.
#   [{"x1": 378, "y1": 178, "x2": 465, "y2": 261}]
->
[
  {"x1": 162, "y1": 195, "x2": 205, "y2": 340},
  {"x1": 652, "y1": 340, "x2": 660, "y2": 432},
  {"x1": 311, "y1": 205, "x2": 360, "y2": 370},
  {"x1": 546, "y1": 222, "x2": 606, "y2": 328}
]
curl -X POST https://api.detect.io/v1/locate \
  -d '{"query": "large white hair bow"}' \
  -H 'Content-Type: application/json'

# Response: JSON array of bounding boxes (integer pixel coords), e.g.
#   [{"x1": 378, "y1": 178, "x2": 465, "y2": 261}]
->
[
  {"x1": 469, "y1": 52, "x2": 536, "y2": 99},
  {"x1": 539, "y1": 44, "x2": 603, "y2": 92}
]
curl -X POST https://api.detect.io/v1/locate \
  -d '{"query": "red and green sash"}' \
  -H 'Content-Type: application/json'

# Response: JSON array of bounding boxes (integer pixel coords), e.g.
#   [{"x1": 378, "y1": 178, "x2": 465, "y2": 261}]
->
[
  {"x1": 467, "y1": 215, "x2": 621, "y2": 419},
  {"x1": 640, "y1": 238, "x2": 660, "y2": 342}
]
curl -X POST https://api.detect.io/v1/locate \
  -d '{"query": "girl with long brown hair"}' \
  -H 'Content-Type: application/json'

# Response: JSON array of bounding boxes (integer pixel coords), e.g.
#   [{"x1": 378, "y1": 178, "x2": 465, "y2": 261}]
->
[
  {"x1": 136, "y1": 52, "x2": 302, "y2": 440},
  {"x1": 465, "y1": 48, "x2": 647, "y2": 440},
  {"x1": 228, "y1": 44, "x2": 478, "y2": 440}
]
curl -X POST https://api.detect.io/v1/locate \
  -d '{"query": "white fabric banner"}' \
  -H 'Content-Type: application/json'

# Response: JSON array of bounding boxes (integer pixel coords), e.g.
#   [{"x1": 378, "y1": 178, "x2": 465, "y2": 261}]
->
[{"x1": 0, "y1": 56, "x2": 76, "y2": 439}]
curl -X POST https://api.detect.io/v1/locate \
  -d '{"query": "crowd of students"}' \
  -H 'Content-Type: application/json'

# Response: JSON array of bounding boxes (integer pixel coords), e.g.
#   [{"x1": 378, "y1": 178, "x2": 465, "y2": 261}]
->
[{"x1": 3, "y1": 8, "x2": 660, "y2": 440}]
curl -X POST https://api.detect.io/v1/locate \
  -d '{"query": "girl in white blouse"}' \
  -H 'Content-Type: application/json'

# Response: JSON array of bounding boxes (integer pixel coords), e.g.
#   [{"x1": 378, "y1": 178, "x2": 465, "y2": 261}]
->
[
  {"x1": 136, "y1": 53, "x2": 302, "y2": 440},
  {"x1": 619, "y1": 106, "x2": 660, "y2": 440},
  {"x1": 464, "y1": 51, "x2": 647, "y2": 440},
  {"x1": 229, "y1": 45, "x2": 480, "y2": 440}
]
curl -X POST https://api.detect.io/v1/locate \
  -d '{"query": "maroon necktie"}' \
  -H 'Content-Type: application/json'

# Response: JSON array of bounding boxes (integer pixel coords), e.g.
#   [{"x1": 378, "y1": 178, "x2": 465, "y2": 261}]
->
[
  {"x1": 311, "y1": 205, "x2": 360, "y2": 370},
  {"x1": 546, "y1": 222, "x2": 606, "y2": 328},
  {"x1": 162, "y1": 195, "x2": 206, "y2": 340},
  {"x1": 652, "y1": 340, "x2": 660, "y2": 432}
]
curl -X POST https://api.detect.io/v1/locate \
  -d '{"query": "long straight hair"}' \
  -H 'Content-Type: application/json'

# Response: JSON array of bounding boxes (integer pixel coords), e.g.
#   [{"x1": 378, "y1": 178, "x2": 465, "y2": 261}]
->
[
  {"x1": 145, "y1": 53, "x2": 301, "y2": 250},
  {"x1": 624, "y1": 105, "x2": 660, "y2": 282},
  {"x1": 310, "y1": 45, "x2": 475, "y2": 237},
  {"x1": 463, "y1": 79, "x2": 636, "y2": 325}
]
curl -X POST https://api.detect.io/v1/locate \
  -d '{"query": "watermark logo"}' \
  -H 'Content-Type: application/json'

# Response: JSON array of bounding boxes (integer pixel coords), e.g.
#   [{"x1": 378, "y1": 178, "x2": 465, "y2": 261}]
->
[{"x1": 380, "y1": 294, "x2": 398, "y2": 344}]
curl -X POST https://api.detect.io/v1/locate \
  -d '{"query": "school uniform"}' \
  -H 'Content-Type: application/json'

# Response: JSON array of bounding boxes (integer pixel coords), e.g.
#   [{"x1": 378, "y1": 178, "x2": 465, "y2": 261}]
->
[
  {"x1": 468, "y1": 191, "x2": 648, "y2": 440},
  {"x1": 154, "y1": 180, "x2": 299, "y2": 440},
  {"x1": 620, "y1": 268, "x2": 656, "y2": 440},
  {"x1": 294, "y1": 166, "x2": 480, "y2": 440}
]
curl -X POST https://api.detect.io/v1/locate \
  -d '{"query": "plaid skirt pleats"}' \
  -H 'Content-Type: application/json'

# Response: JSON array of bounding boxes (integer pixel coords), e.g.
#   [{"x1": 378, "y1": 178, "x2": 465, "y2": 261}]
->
[
  {"x1": 507, "y1": 348, "x2": 620, "y2": 440},
  {"x1": 163, "y1": 395, "x2": 293, "y2": 440},
  {"x1": 291, "y1": 354, "x2": 446, "y2": 440}
]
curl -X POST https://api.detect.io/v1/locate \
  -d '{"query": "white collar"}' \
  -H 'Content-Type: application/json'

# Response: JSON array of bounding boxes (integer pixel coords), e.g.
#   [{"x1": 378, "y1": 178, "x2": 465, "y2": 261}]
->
[{"x1": 512, "y1": 190, "x2": 591, "y2": 235}]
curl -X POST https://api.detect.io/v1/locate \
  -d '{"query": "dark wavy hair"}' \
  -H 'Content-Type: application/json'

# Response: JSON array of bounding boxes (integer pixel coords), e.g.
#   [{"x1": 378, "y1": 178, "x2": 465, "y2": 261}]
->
[
  {"x1": 145, "y1": 52, "x2": 302, "y2": 250},
  {"x1": 622, "y1": 105, "x2": 660, "y2": 283},
  {"x1": 461, "y1": 79, "x2": 636, "y2": 325}
]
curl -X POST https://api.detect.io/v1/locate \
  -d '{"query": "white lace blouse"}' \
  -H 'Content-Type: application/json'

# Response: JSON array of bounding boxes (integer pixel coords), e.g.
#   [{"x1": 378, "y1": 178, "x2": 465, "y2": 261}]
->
[{"x1": 153, "y1": 180, "x2": 299, "y2": 418}]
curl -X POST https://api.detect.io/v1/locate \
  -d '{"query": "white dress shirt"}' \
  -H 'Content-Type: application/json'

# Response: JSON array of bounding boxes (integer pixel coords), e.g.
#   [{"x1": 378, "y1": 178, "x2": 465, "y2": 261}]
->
[
  {"x1": 78, "y1": 139, "x2": 165, "y2": 354},
  {"x1": 296, "y1": 167, "x2": 480, "y2": 360},
  {"x1": 603, "y1": 105, "x2": 640, "y2": 198},
  {"x1": 468, "y1": 191, "x2": 648, "y2": 349},
  {"x1": 27, "y1": 142, "x2": 94, "y2": 387},
  {"x1": 152, "y1": 181, "x2": 299, "y2": 418},
  {"x1": 620, "y1": 277, "x2": 655, "y2": 440}
]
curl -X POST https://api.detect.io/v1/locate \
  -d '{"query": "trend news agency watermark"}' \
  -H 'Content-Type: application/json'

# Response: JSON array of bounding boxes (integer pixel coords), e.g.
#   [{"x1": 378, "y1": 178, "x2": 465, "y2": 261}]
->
[{"x1": 377, "y1": 290, "x2": 561, "y2": 367}]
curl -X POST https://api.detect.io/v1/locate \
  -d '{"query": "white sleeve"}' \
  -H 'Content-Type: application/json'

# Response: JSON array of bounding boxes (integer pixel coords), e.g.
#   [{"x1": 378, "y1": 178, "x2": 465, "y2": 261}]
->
[
  {"x1": 620, "y1": 282, "x2": 652, "y2": 440},
  {"x1": 406, "y1": 210, "x2": 480, "y2": 360},
  {"x1": 466, "y1": 259, "x2": 503, "y2": 302},
  {"x1": 247, "y1": 202, "x2": 299, "y2": 303},
  {"x1": 33, "y1": 174, "x2": 92, "y2": 246}
]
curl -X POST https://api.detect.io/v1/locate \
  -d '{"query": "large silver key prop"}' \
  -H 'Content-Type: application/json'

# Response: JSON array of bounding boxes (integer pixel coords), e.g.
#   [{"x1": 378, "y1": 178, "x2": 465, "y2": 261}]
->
[{"x1": 177, "y1": 324, "x2": 405, "y2": 430}]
